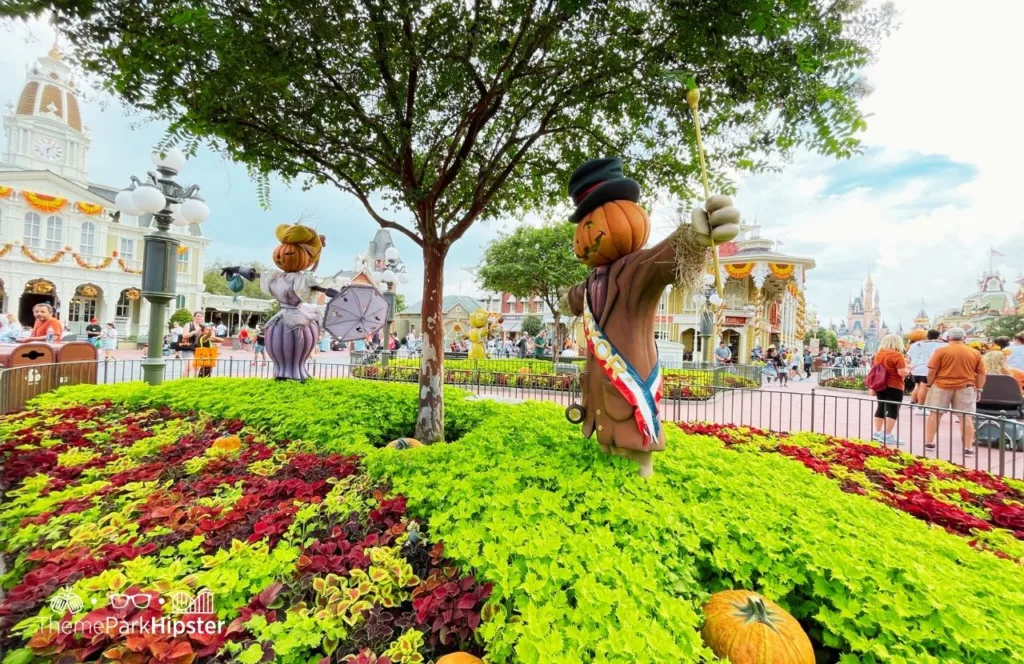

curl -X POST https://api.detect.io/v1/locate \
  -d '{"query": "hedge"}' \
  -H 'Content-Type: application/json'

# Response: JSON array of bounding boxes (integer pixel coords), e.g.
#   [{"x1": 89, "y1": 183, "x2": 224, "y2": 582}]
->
[{"x1": 22, "y1": 379, "x2": 1024, "y2": 663}]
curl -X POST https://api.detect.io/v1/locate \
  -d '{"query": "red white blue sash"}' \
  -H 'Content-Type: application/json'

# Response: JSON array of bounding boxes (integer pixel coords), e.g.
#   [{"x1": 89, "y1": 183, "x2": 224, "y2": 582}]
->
[{"x1": 583, "y1": 290, "x2": 663, "y2": 446}]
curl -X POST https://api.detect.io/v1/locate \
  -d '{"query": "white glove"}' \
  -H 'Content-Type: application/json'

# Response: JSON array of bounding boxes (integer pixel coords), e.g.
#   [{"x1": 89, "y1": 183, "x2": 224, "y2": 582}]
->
[{"x1": 690, "y1": 195, "x2": 741, "y2": 247}]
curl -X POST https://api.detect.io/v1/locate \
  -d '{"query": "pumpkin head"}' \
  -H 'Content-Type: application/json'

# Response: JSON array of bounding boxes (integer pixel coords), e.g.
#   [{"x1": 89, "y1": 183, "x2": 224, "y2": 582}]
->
[
  {"x1": 272, "y1": 223, "x2": 324, "y2": 272},
  {"x1": 436, "y1": 654, "x2": 482, "y2": 664},
  {"x1": 387, "y1": 437, "x2": 423, "y2": 450},
  {"x1": 469, "y1": 308, "x2": 489, "y2": 328},
  {"x1": 701, "y1": 591, "x2": 814, "y2": 664},
  {"x1": 273, "y1": 243, "x2": 315, "y2": 272},
  {"x1": 573, "y1": 200, "x2": 650, "y2": 267}
]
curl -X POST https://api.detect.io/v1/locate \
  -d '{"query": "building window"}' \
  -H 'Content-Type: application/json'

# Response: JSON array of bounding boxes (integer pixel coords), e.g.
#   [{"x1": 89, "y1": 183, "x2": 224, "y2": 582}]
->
[
  {"x1": 45, "y1": 216, "x2": 63, "y2": 251},
  {"x1": 116, "y1": 291, "x2": 132, "y2": 318},
  {"x1": 119, "y1": 238, "x2": 134, "y2": 262},
  {"x1": 175, "y1": 294, "x2": 186, "y2": 309},
  {"x1": 177, "y1": 247, "x2": 189, "y2": 274},
  {"x1": 23, "y1": 212, "x2": 41, "y2": 248},
  {"x1": 80, "y1": 221, "x2": 96, "y2": 256},
  {"x1": 69, "y1": 297, "x2": 97, "y2": 323}
]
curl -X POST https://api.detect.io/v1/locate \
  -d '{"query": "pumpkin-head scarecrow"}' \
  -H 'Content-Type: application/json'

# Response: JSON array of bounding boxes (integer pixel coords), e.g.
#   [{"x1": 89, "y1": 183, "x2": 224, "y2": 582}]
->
[
  {"x1": 565, "y1": 157, "x2": 740, "y2": 477},
  {"x1": 221, "y1": 223, "x2": 339, "y2": 381}
]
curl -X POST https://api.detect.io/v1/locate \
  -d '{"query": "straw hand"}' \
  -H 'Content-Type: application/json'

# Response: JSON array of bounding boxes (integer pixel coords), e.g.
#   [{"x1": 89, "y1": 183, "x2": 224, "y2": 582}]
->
[{"x1": 690, "y1": 195, "x2": 741, "y2": 248}]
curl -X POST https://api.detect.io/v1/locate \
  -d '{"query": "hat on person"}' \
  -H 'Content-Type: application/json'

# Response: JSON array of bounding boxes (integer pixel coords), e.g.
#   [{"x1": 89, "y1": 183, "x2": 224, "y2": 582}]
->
[
  {"x1": 946, "y1": 327, "x2": 966, "y2": 340},
  {"x1": 566, "y1": 157, "x2": 641, "y2": 223}
]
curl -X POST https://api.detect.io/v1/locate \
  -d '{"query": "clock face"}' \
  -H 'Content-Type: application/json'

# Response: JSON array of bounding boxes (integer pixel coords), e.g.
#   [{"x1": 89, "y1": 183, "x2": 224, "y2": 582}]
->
[{"x1": 32, "y1": 137, "x2": 64, "y2": 162}]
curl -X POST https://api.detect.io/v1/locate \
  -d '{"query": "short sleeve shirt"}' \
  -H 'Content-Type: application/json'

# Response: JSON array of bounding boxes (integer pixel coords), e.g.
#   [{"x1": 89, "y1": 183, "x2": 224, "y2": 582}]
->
[{"x1": 872, "y1": 348, "x2": 906, "y2": 391}]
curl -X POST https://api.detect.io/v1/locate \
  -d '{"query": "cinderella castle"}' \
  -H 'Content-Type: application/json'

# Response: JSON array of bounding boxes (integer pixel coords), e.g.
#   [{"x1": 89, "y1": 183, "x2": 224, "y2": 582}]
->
[{"x1": 834, "y1": 273, "x2": 889, "y2": 352}]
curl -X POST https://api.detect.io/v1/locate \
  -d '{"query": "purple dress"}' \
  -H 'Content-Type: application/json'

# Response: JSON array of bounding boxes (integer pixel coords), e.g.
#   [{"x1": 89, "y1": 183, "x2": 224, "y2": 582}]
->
[{"x1": 260, "y1": 271, "x2": 320, "y2": 380}]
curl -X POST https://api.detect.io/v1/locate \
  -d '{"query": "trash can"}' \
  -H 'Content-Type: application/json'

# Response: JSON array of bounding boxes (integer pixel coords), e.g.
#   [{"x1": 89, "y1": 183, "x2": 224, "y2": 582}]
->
[
  {"x1": 0, "y1": 342, "x2": 58, "y2": 414},
  {"x1": 56, "y1": 341, "x2": 99, "y2": 390}
]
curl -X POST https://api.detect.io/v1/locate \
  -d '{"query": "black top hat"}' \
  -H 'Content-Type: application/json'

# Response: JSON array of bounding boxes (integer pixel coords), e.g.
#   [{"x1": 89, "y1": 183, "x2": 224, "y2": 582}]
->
[{"x1": 567, "y1": 157, "x2": 641, "y2": 223}]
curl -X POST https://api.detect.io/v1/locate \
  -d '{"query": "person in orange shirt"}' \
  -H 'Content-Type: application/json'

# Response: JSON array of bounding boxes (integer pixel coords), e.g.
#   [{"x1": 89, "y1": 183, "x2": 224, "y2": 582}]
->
[
  {"x1": 22, "y1": 303, "x2": 63, "y2": 342},
  {"x1": 869, "y1": 334, "x2": 910, "y2": 445},
  {"x1": 925, "y1": 327, "x2": 985, "y2": 455}
]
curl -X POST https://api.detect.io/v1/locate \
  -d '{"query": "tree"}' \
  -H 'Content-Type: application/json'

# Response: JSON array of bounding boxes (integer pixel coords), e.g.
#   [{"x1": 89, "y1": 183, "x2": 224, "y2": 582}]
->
[
  {"x1": 804, "y1": 327, "x2": 839, "y2": 353},
  {"x1": 203, "y1": 260, "x2": 274, "y2": 300},
  {"x1": 168, "y1": 308, "x2": 193, "y2": 328},
  {"x1": 985, "y1": 315, "x2": 1024, "y2": 339},
  {"x1": 394, "y1": 294, "x2": 408, "y2": 316},
  {"x1": 25, "y1": 1, "x2": 893, "y2": 442},
  {"x1": 477, "y1": 223, "x2": 588, "y2": 355},
  {"x1": 521, "y1": 315, "x2": 543, "y2": 339}
]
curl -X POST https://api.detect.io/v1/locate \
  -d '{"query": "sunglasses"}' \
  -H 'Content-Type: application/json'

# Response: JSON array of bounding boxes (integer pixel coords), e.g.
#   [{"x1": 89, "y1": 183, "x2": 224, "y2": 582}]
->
[{"x1": 109, "y1": 593, "x2": 152, "y2": 609}]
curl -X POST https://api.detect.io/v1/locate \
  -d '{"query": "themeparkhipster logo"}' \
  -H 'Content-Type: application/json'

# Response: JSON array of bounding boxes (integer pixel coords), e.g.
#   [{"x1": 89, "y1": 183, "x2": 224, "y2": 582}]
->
[{"x1": 45, "y1": 587, "x2": 225, "y2": 637}]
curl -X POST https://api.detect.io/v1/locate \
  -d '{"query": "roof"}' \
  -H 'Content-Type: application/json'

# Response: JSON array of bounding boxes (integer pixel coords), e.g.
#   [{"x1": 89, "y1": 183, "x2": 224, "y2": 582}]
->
[
  {"x1": 368, "y1": 229, "x2": 394, "y2": 260},
  {"x1": 399, "y1": 295, "x2": 482, "y2": 316}
]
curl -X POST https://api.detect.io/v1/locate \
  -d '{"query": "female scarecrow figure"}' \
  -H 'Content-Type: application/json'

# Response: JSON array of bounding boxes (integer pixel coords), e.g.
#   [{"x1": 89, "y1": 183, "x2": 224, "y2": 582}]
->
[
  {"x1": 222, "y1": 223, "x2": 338, "y2": 381},
  {"x1": 565, "y1": 157, "x2": 740, "y2": 477}
]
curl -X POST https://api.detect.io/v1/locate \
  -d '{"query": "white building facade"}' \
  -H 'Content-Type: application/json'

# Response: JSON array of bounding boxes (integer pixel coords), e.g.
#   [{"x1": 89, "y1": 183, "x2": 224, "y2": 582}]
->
[{"x1": 0, "y1": 46, "x2": 208, "y2": 337}]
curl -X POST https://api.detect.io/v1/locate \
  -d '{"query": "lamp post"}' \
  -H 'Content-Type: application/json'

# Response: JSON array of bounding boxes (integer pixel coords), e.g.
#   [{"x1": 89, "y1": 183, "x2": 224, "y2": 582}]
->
[
  {"x1": 114, "y1": 148, "x2": 210, "y2": 385},
  {"x1": 372, "y1": 246, "x2": 408, "y2": 367},
  {"x1": 692, "y1": 272, "x2": 723, "y2": 365}
]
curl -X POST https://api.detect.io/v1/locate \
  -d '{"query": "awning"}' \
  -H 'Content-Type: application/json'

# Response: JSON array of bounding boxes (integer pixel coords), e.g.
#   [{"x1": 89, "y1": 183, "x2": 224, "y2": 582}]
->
[{"x1": 503, "y1": 320, "x2": 522, "y2": 333}]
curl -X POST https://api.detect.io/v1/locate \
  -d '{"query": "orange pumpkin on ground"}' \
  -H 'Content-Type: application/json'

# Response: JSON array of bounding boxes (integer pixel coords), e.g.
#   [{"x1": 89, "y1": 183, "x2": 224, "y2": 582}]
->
[
  {"x1": 701, "y1": 590, "x2": 814, "y2": 664},
  {"x1": 387, "y1": 437, "x2": 423, "y2": 450},
  {"x1": 210, "y1": 435, "x2": 241, "y2": 454},
  {"x1": 436, "y1": 654, "x2": 482, "y2": 664},
  {"x1": 573, "y1": 200, "x2": 650, "y2": 267}
]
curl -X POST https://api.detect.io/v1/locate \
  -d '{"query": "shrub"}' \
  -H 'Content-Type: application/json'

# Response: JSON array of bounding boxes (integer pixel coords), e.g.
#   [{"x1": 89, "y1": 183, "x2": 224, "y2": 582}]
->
[{"x1": 23, "y1": 381, "x2": 1024, "y2": 663}]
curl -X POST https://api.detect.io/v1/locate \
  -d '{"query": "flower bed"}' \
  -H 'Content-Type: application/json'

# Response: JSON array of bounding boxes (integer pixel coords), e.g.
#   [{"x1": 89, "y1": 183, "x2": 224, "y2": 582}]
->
[
  {"x1": 13, "y1": 379, "x2": 1024, "y2": 663},
  {"x1": 0, "y1": 401, "x2": 490, "y2": 664},
  {"x1": 818, "y1": 374, "x2": 867, "y2": 391},
  {"x1": 351, "y1": 360, "x2": 756, "y2": 399},
  {"x1": 678, "y1": 422, "x2": 1024, "y2": 561}
]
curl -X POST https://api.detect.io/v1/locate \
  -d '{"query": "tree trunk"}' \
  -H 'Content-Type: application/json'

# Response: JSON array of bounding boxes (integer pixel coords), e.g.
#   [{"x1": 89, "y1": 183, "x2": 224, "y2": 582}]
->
[
  {"x1": 416, "y1": 241, "x2": 446, "y2": 443},
  {"x1": 552, "y1": 311, "x2": 561, "y2": 359}
]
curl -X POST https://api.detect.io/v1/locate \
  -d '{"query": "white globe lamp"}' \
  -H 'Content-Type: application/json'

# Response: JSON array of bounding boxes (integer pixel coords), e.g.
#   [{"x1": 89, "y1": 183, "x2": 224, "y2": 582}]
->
[
  {"x1": 702, "y1": 272, "x2": 716, "y2": 287},
  {"x1": 169, "y1": 204, "x2": 189, "y2": 227},
  {"x1": 372, "y1": 271, "x2": 383, "y2": 282},
  {"x1": 152, "y1": 147, "x2": 187, "y2": 172},
  {"x1": 398, "y1": 273, "x2": 409, "y2": 284},
  {"x1": 709, "y1": 292, "x2": 723, "y2": 307},
  {"x1": 114, "y1": 190, "x2": 144, "y2": 216},
  {"x1": 131, "y1": 185, "x2": 167, "y2": 214},
  {"x1": 382, "y1": 269, "x2": 397, "y2": 283},
  {"x1": 384, "y1": 246, "x2": 399, "y2": 261},
  {"x1": 181, "y1": 197, "x2": 210, "y2": 224}
]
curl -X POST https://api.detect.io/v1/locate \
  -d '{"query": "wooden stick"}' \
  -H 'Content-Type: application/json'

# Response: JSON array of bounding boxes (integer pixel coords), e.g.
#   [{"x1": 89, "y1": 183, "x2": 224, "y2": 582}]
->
[{"x1": 686, "y1": 87, "x2": 724, "y2": 299}]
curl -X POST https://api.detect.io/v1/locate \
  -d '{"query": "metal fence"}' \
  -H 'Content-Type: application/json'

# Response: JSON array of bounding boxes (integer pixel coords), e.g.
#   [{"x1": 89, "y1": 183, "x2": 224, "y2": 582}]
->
[{"x1": 2, "y1": 359, "x2": 1021, "y2": 478}]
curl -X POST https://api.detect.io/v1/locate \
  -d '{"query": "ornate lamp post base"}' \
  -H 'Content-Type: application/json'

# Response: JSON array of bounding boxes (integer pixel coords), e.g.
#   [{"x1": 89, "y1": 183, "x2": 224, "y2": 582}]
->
[{"x1": 140, "y1": 230, "x2": 180, "y2": 385}]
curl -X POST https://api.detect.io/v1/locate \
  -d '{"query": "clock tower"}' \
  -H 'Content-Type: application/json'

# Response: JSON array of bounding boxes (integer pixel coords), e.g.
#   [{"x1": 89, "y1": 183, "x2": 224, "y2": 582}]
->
[{"x1": 2, "y1": 45, "x2": 91, "y2": 184}]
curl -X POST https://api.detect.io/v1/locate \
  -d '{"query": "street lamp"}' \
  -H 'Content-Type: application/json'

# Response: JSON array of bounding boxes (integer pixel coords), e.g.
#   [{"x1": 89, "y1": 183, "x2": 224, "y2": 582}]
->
[
  {"x1": 692, "y1": 272, "x2": 722, "y2": 364},
  {"x1": 376, "y1": 246, "x2": 407, "y2": 366},
  {"x1": 114, "y1": 147, "x2": 209, "y2": 385}
]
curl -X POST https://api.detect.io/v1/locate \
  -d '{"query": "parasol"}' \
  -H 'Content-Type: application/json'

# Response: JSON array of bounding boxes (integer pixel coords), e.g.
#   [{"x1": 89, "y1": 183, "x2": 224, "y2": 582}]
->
[{"x1": 323, "y1": 284, "x2": 389, "y2": 342}]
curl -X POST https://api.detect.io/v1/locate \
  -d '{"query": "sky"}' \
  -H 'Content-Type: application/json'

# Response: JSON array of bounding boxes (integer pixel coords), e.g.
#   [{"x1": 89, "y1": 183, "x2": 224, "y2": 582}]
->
[{"x1": 2, "y1": 0, "x2": 1022, "y2": 330}]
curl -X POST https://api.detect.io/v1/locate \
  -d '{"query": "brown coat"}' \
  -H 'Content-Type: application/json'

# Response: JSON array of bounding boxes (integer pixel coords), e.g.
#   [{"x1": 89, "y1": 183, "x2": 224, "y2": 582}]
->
[{"x1": 568, "y1": 230, "x2": 681, "y2": 453}]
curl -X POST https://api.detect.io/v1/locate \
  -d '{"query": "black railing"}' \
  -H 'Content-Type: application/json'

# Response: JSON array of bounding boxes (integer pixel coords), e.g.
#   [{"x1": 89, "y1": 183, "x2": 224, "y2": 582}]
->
[{"x1": 1, "y1": 360, "x2": 1020, "y2": 478}]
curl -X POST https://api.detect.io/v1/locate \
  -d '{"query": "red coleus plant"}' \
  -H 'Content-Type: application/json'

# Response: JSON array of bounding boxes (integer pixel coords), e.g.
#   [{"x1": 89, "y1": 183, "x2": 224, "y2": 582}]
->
[{"x1": 412, "y1": 571, "x2": 492, "y2": 650}]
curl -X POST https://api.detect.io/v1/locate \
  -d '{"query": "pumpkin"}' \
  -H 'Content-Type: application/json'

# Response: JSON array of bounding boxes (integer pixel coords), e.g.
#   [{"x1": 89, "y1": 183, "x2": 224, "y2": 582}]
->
[
  {"x1": 701, "y1": 590, "x2": 814, "y2": 664},
  {"x1": 436, "y1": 654, "x2": 482, "y2": 664},
  {"x1": 907, "y1": 328, "x2": 927, "y2": 343},
  {"x1": 469, "y1": 308, "x2": 489, "y2": 328},
  {"x1": 573, "y1": 200, "x2": 650, "y2": 268},
  {"x1": 272, "y1": 242, "x2": 314, "y2": 273},
  {"x1": 210, "y1": 435, "x2": 241, "y2": 454},
  {"x1": 517, "y1": 367, "x2": 531, "y2": 375},
  {"x1": 387, "y1": 437, "x2": 423, "y2": 450}
]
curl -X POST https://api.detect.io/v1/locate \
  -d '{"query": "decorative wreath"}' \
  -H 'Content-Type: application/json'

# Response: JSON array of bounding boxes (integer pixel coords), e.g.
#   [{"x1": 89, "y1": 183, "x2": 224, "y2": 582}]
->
[
  {"x1": 28, "y1": 281, "x2": 54, "y2": 294},
  {"x1": 79, "y1": 285, "x2": 99, "y2": 298},
  {"x1": 125, "y1": 288, "x2": 142, "y2": 301}
]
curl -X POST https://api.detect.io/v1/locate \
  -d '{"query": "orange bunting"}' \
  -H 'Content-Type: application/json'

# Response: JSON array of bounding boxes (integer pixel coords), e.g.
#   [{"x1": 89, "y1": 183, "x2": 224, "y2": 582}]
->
[
  {"x1": 724, "y1": 263, "x2": 755, "y2": 279},
  {"x1": 0, "y1": 186, "x2": 13, "y2": 199},
  {"x1": 118, "y1": 257, "x2": 142, "y2": 274},
  {"x1": 23, "y1": 191, "x2": 68, "y2": 213},
  {"x1": 76, "y1": 201, "x2": 104, "y2": 215},
  {"x1": 73, "y1": 252, "x2": 114, "y2": 270},
  {"x1": 768, "y1": 263, "x2": 795, "y2": 280}
]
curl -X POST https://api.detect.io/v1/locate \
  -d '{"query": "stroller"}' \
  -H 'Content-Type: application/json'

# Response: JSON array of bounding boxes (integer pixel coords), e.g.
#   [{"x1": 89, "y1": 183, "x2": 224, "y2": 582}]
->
[{"x1": 974, "y1": 374, "x2": 1024, "y2": 451}]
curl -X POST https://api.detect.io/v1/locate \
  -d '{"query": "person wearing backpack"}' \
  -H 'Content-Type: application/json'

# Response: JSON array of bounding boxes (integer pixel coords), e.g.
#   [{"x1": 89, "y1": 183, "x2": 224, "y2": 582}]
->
[{"x1": 867, "y1": 334, "x2": 910, "y2": 445}]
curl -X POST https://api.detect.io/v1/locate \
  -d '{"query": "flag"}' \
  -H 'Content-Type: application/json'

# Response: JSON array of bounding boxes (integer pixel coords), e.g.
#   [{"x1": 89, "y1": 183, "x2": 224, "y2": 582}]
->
[{"x1": 991, "y1": 247, "x2": 1006, "y2": 257}]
